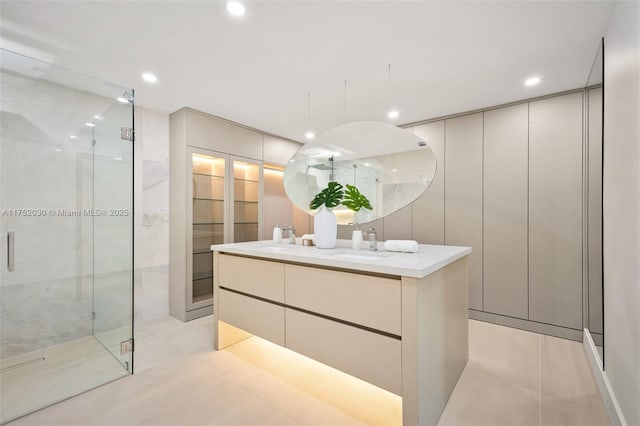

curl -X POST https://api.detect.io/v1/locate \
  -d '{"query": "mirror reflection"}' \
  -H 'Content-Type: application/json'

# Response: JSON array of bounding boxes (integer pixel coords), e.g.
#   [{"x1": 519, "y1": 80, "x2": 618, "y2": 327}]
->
[
  {"x1": 585, "y1": 38, "x2": 604, "y2": 366},
  {"x1": 284, "y1": 121, "x2": 437, "y2": 224}
]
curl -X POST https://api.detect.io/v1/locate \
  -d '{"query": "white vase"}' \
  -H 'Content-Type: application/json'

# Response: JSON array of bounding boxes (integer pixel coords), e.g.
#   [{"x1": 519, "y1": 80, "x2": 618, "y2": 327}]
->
[{"x1": 313, "y1": 206, "x2": 337, "y2": 249}]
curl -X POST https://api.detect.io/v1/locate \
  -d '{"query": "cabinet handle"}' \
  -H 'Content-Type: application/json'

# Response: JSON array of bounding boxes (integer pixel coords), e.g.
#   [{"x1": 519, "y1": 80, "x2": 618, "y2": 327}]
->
[{"x1": 7, "y1": 231, "x2": 14, "y2": 272}]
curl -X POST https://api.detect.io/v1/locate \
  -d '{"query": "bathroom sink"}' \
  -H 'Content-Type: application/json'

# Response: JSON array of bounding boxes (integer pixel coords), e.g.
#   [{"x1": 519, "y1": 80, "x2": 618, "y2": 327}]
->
[
  {"x1": 319, "y1": 250, "x2": 395, "y2": 261},
  {"x1": 253, "y1": 243, "x2": 297, "y2": 251}
]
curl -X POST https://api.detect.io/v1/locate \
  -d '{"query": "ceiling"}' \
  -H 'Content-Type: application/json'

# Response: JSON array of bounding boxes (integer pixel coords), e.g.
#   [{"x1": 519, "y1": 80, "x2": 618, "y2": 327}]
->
[{"x1": 0, "y1": 1, "x2": 612, "y2": 143}]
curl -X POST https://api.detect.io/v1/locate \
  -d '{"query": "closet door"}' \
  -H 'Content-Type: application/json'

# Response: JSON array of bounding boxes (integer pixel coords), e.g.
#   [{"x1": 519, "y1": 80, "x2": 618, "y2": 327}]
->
[
  {"x1": 483, "y1": 104, "x2": 529, "y2": 319},
  {"x1": 188, "y1": 148, "x2": 229, "y2": 312},
  {"x1": 411, "y1": 121, "x2": 445, "y2": 244},
  {"x1": 445, "y1": 113, "x2": 483, "y2": 311},
  {"x1": 230, "y1": 157, "x2": 263, "y2": 243},
  {"x1": 529, "y1": 92, "x2": 583, "y2": 330}
]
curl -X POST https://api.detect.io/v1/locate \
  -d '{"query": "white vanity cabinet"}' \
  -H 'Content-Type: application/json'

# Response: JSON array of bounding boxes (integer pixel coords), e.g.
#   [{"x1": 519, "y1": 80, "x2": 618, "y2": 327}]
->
[{"x1": 212, "y1": 242, "x2": 471, "y2": 425}]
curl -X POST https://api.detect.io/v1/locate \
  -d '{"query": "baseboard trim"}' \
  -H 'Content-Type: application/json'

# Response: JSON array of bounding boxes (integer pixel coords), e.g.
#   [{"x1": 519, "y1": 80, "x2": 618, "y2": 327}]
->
[
  {"x1": 468, "y1": 309, "x2": 583, "y2": 341},
  {"x1": 583, "y1": 329, "x2": 628, "y2": 426},
  {"x1": 184, "y1": 305, "x2": 213, "y2": 322},
  {"x1": 590, "y1": 331, "x2": 604, "y2": 346}
]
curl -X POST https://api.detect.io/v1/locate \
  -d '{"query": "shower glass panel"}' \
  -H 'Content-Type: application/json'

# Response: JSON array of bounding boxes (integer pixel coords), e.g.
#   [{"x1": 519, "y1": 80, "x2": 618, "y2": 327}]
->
[
  {"x1": 0, "y1": 49, "x2": 133, "y2": 423},
  {"x1": 92, "y1": 102, "x2": 134, "y2": 370}
]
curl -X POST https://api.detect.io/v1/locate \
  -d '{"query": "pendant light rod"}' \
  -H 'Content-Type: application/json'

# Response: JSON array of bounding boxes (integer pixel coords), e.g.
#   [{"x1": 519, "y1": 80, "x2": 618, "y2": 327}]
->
[
  {"x1": 305, "y1": 92, "x2": 315, "y2": 140},
  {"x1": 387, "y1": 64, "x2": 399, "y2": 119},
  {"x1": 388, "y1": 64, "x2": 391, "y2": 109},
  {"x1": 343, "y1": 79, "x2": 348, "y2": 122},
  {"x1": 307, "y1": 92, "x2": 311, "y2": 128}
]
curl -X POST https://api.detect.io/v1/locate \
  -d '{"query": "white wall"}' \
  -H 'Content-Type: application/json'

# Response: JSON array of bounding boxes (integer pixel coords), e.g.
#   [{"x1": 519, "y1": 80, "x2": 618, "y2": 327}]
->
[
  {"x1": 134, "y1": 107, "x2": 170, "y2": 322},
  {"x1": 603, "y1": 2, "x2": 640, "y2": 425}
]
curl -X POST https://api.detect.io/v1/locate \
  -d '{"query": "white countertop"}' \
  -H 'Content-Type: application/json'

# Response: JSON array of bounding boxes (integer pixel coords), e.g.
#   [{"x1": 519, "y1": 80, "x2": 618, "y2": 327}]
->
[{"x1": 211, "y1": 240, "x2": 471, "y2": 278}]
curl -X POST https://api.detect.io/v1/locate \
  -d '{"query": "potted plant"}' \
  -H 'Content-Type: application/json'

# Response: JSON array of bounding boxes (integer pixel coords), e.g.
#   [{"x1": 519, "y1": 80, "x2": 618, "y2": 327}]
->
[
  {"x1": 341, "y1": 184, "x2": 373, "y2": 250},
  {"x1": 342, "y1": 184, "x2": 373, "y2": 212},
  {"x1": 309, "y1": 182, "x2": 373, "y2": 249},
  {"x1": 309, "y1": 181, "x2": 344, "y2": 248}
]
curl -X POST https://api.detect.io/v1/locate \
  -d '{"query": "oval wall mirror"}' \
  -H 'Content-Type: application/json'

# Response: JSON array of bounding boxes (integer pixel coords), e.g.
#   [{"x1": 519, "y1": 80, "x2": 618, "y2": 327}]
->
[{"x1": 283, "y1": 121, "x2": 437, "y2": 224}]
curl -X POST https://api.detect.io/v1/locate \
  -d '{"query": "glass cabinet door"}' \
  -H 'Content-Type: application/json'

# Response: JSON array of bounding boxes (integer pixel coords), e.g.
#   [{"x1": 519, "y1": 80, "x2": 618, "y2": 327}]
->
[
  {"x1": 188, "y1": 150, "x2": 227, "y2": 310},
  {"x1": 232, "y1": 159, "x2": 262, "y2": 243}
]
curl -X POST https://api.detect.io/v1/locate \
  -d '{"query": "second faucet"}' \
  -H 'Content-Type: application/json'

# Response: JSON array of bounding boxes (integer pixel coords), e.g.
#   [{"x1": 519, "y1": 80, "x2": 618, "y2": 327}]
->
[
  {"x1": 367, "y1": 227, "x2": 377, "y2": 251},
  {"x1": 281, "y1": 225, "x2": 296, "y2": 244}
]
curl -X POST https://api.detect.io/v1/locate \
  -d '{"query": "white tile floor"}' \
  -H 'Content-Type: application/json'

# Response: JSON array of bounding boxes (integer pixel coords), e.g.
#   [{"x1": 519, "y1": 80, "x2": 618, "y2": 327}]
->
[
  {"x1": 6, "y1": 316, "x2": 609, "y2": 426},
  {"x1": 439, "y1": 321, "x2": 609, "y2": 426}
]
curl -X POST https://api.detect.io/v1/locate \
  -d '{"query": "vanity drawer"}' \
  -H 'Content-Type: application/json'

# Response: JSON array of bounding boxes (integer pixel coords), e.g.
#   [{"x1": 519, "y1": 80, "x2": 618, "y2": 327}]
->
[
  {"x1": 219, "y1": 289, "x2": 284, "y2": 346},
  {"x1": 219, "y1": 254, "x2": 284, "y2": 302},
  {"x1": 285, "y1": 264, "x2": 401, "y2": 335},
  {"x1": 285, "y1": 309, "x2": 402, "y2": 395}
]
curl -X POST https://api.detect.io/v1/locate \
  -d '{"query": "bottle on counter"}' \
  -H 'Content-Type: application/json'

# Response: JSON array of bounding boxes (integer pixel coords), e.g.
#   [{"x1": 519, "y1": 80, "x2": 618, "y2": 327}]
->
[
  {"x1": 273, "y1": 225, "x2": 283, "y2": 243},
  {"x1": 351, "y1": 223, "x2": 363, "y2": 250}
]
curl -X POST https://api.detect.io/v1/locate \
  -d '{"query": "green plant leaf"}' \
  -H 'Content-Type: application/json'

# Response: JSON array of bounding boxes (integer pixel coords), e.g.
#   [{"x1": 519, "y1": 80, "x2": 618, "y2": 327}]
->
[
  {"x1": 309, "y1": 181, "x2": 344, "y2": 209},
  {"x1": 341, "y1": 184, "x2": 373, "y2": 212}
]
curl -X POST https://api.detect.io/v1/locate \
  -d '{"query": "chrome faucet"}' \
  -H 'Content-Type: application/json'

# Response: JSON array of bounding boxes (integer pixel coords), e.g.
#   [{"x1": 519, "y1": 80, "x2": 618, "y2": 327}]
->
[
  {"x1": 281, "y1": 225, "x2": 296, "y2": 244},
  {"x1": 368, "y1": 227, "x2": 377, "y2": 251}
]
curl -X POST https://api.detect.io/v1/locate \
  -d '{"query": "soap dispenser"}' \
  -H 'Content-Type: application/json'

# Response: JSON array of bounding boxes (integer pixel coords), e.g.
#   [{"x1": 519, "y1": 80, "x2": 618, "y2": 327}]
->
[
  {"x1": 273, "y1": 225, "x2": 283, "y2": 243},
  {"x1": 351, "y1": 223, "x2": 363, "y2": 250}
]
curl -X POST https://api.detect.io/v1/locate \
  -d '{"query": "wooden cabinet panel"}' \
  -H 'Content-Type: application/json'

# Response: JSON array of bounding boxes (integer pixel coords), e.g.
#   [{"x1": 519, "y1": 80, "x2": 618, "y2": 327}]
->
[
  {"x1": 411, "y1": 121, "x2": 445, "y2": 245},
  {"x1": 219, "y1": 289, "x2": 284, "y2": 346},
  {"x1": 444, "y1": 113, "x2": 483, "y2": 310},
  {"x1": 529, "y1": 92, "x2": 583, "y2": 330},
  {"x1": 483, "y1": 104, "x2": 529, "y2": 319},
  {"x1": 285, "y1": 309, "x2": 402, "y2": 395},
  {"x1": 170, "y1": 107, "x2": 267, "y2": 322},
  {"x1": 169, "y1": 109, "x2": 190, "y2": 321},
  {"x1": 218, "y1": 254, "x2": 284, "y2": 302},
  {"x1": 285, "y1": 264, "x2": 401, "y2": 335},
  {"x1": 186, "y1": 109, "x2": 262, "y2": 160}
]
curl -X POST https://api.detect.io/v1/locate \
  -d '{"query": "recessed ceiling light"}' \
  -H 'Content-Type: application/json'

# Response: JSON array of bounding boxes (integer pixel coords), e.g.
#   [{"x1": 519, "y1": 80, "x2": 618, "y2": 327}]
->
[
  {"x1": 226, "y1": 1, "x2": 245, "y2": 16},
  {"x1": 305, "y1": 131, "x2": 315, "y2": 140},
  {"x1": 525, "y1": 76, "x2": 541, "y2": 86},
  {"x1": 54, "y1": 148, "x2": 62, "y2": 152},
  {"x1": 388, "y1": 110, "x2": 399, "y2": 119},
  {"x1": 142, "y1": 72, "x2": 157, "y2": 83},
  {"x1": 392, "y1": 168, "x2": 398, "y2": 172},
  {"x1": 94, "y1": 115, "x2": 102, "y2": 120},
  {"x1": 85, "y1": 122, "x2": 95, "y2": 127},
  {"x1": 70, "y1": 135, "x2": 77, "y2": 139}
]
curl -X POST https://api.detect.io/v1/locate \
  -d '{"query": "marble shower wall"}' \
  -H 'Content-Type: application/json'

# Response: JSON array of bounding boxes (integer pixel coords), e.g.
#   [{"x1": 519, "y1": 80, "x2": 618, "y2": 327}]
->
[
  {"x1": 134, "y1": 107, "x2": 170, "y2": 323},
  {"x1": 0, "y1": 70, "x2": 131, "y2": 359}
]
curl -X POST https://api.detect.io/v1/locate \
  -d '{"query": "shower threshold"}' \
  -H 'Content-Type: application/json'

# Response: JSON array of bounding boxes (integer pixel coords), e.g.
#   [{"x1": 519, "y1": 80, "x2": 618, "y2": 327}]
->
[{"x1": 0, "y1": 336, "x2": 129, "y2": 424}]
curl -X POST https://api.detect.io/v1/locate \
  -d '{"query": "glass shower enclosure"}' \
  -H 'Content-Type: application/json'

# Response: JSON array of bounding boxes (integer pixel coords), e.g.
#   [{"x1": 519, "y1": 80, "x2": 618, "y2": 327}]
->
[{"x1": 0, "y1": 49, "x2": 134, "y2": 423}]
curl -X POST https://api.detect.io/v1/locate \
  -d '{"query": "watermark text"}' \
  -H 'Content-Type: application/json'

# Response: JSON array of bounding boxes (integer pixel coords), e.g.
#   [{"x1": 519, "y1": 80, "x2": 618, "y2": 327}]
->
[{"x1": 1, "y1": 208, "x2": 130, "y2": 217}]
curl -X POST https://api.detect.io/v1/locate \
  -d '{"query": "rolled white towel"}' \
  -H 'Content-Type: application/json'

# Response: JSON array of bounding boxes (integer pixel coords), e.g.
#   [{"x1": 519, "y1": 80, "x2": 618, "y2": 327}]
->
[
  {"x1": 302, "y1": 234, "x2": 315, "y2": 246},
  {"x1": 384, "y1": 240, "x2": 419, "y2": 253}
]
